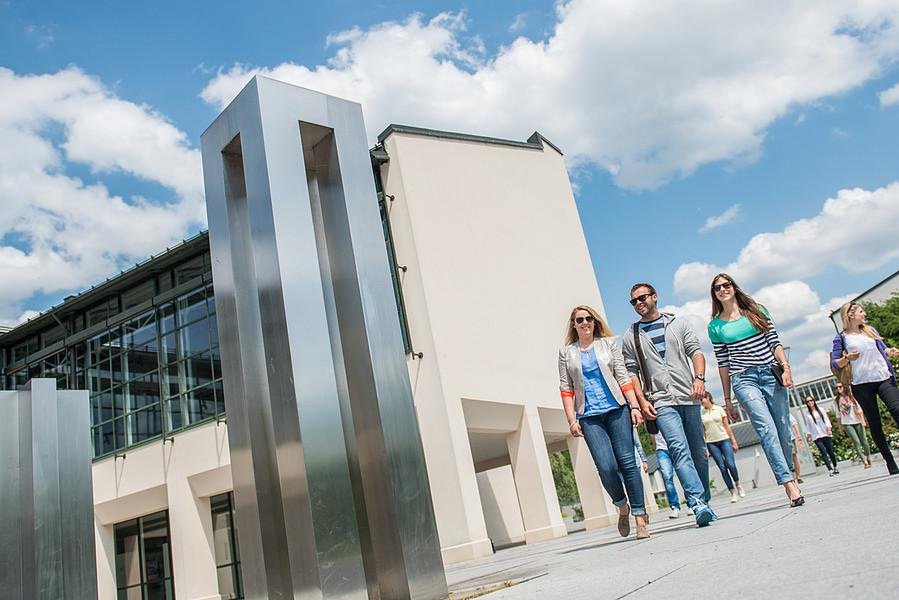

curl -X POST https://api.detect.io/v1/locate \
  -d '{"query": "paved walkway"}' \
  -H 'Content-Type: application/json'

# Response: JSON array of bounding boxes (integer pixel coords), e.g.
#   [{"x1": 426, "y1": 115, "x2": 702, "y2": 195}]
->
[{"x1": 446, "y1": 461, "x2": 898, "y2": 599}]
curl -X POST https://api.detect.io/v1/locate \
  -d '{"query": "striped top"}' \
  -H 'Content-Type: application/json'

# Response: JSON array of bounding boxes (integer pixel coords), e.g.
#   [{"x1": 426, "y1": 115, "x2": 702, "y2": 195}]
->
[
  {"x1": 639, "y1": 316, "x2": 666, "y2": 358},
  {"x1": 708, "y1": 311, "x2": 782, "y2": 376}
]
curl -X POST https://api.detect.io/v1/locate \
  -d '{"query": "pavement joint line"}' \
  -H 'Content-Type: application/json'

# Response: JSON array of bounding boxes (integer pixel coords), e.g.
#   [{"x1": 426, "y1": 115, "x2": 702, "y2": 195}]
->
[{"x1": 613, "y1": 564, "x2": 687, "y2": 600}]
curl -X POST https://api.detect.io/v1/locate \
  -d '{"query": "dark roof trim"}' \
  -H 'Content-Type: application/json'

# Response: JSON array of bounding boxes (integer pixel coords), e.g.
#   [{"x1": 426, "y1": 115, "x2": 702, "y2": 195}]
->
[
  {"x1": 0, "y1": 231, "x2": 210, "y2": 344},
  {"x1": 377, "y1": 124, "x2": 563, "y2": 156}
]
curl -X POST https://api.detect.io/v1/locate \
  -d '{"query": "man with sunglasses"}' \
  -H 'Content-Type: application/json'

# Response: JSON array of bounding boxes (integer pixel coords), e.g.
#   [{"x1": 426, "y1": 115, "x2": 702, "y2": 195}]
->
[{"x1": 621, "y1": 283, "x2": 715, "y2": 526}]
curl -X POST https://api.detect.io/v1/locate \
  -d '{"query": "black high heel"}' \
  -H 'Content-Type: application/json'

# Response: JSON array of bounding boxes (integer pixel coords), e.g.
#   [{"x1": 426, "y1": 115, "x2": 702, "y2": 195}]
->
[{"x1": 790, "y1": 495, "x2": 805, "y2": 508}]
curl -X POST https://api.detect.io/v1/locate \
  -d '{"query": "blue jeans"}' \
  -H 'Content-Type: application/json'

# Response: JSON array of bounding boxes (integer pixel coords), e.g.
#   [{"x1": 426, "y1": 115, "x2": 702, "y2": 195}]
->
[
  {"x1": 580, "y1": 406, "x2": 646, "y2": 516},
  {"x1": 707, "y1": 439, "x2": 740, "y2": 491},
  {"x1": 655, "y1": 404, "x2": 711, "y2": 508},
  {"x1": 656, "y1": 449, "x2": 681, "y2": 509},
  {"x1": 731, "y1": 365, "x2": 793, "y2": 485}
]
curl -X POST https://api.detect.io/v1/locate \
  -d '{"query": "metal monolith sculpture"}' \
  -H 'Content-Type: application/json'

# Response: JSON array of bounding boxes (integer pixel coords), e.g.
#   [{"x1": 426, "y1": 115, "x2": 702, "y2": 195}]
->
[
  {"x1": 0, "y1": 378, "x2": 97, "y2": 599},
  {"x1": 200, "y1": 76, "x2": 447, "y2": 600}
]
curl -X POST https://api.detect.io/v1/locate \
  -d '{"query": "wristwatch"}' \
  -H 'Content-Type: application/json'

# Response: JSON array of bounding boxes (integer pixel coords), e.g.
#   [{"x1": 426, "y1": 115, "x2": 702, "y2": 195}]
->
[{"x1": 694, "y1": 374, "x2": 705, "y2": 381}]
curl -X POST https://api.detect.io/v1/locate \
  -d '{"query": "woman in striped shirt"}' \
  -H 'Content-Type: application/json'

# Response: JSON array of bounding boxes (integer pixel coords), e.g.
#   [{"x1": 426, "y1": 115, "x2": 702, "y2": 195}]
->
[{"x1": 707, "y1": 273, "x2": 804, "y2": 507}]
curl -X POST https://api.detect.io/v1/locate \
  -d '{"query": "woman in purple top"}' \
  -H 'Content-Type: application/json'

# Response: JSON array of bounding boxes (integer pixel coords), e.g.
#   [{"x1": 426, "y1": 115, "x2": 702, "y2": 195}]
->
[{"x1": 831, "y1": 302, "x2": 899, "y2": 475}]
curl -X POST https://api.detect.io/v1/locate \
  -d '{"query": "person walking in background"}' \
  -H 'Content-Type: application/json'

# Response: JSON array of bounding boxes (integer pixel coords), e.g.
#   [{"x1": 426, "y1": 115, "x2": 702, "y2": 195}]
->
[
  {"x1": 622, "y1": 283, "x2": 715, "y2": 527},
  {"x1": 708, "y1": 273, "x2": 804, "y2": 507},
  {"x1": 634, "y1": 428, "x2": 650, "y2": 474},
  {"x1": 803, "y1": 397, "x2": 839, "y2": 476},
  {"x1": 834, "y1": 382, "x2": 871, "y2": 468},
  {"x1": 701, "y1": 392, "x2": 745, "y2": 503},
  {"x1": 650, "y1": 432, "x2": 683, "y2": 519},
  {"x1": 559, "y1": 305, "x2": 650, "y2": 539},
  {"x1": 832, "y1": 301, "x2": 899, "y2": 475},
  {"x1": 790, "y1": 413, "x2": 805, "y2": 484}
]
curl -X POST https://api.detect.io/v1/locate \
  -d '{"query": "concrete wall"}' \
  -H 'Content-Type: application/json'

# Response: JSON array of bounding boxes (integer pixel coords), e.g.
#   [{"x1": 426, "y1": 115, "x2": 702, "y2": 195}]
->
[{"x1": 380, "y1": 128, "x2": 652, "y2": 563}]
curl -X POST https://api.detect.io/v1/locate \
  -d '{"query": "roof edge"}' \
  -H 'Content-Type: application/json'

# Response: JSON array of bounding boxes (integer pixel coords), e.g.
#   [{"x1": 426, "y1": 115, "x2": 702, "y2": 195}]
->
[{"x1": 377, "y1": 124, "x2": 562, "y2": 155}]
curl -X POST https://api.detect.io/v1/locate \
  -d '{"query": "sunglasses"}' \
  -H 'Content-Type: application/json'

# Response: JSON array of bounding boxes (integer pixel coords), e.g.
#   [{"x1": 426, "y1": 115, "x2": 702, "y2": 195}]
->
[
  {"x1": 713, "y1": 282, "x2": 733, "y2": 293},
  {"x1": 629, "y1": 293, "x2": 653, "y2": 306},
  {"x1": 575, "y1": 315, "x2": 594, "y2": 324}
]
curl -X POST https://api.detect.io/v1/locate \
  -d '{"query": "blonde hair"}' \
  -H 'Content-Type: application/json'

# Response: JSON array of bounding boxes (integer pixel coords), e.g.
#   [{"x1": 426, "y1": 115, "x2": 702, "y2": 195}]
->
[
  {"x1": 839, "y1": 302, "x2": 879, "y2": 339},
  {"x1": 564, "y1": 305, "x2": 614, "y2": 345}
]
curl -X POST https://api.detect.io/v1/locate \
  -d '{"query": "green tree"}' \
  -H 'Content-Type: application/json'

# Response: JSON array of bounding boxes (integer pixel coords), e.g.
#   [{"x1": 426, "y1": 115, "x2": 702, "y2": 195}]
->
[
  {"x1": 863, "y1": 291, "x2": 899, "y2": 371},
  {"x1": 549, "y1": 450, "x2": 580, "y2": 506}
]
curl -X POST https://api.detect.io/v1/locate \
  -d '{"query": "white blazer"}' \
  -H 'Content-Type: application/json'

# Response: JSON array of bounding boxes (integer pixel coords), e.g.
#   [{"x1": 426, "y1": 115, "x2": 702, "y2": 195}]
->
[{"x1": 559, "y1": 337, "x2": 633, "y2": 416}]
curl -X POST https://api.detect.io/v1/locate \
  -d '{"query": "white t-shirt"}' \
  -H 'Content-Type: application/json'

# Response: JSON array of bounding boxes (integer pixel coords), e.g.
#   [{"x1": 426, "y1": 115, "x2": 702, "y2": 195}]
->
[
  {"x1": 844, "y1": 333, "x2": 891, "y2": 384},
  {"x1": 654, "y1": 432, "x2": 668, "y2": 452},
  {"x1": 789, "y1": 414, "x2": 798, "y2": 441},
  {"x1": 835, "y1": 395, "x2": 862, "y2": 426},
  {"x1": 803, "y1": 408, "x2": 832, "y2": 440}
]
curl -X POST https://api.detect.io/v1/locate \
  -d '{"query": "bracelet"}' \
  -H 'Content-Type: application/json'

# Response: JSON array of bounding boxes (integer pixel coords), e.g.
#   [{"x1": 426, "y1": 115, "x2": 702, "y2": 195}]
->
[{"x1": 629, "y1": 406, "x2": 641, "y2": 411}]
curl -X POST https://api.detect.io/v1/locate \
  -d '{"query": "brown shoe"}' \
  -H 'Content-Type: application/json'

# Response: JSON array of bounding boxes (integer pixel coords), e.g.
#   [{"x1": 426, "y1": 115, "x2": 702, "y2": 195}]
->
[
  {"x1": 617, "y1": 506, "x2": 631, "y2": 537},
  {"x1": 636, "y1": 524, "x2": 650, "y2": 539}
]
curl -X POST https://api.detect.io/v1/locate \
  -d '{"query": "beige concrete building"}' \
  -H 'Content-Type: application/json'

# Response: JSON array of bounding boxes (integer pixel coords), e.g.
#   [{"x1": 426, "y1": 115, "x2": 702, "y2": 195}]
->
[{"x1": 1, "y1": 124, "x2": 653, "y2": 599}]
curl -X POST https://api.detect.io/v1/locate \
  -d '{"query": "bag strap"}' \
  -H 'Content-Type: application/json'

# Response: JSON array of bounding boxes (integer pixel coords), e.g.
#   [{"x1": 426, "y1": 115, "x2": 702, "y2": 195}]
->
[{"x1": 632, "y1": 322, "x2": 652, "y2": 397}]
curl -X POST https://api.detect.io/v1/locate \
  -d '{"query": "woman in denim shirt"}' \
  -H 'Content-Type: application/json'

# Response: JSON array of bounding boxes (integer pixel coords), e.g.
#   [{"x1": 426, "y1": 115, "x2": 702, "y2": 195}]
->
[
  {"x1": 707, "y1": 274, "x2": 804, "y2": 508},
  {"x1": 559, "y1": 305, "x2": 649, "y2": 539}
]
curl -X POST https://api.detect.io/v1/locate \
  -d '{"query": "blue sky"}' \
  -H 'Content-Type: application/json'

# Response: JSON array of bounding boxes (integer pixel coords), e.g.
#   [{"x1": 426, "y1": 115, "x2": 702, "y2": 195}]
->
[{"x1": 2, "y1": 0, "x2": 899, "y2": 386}]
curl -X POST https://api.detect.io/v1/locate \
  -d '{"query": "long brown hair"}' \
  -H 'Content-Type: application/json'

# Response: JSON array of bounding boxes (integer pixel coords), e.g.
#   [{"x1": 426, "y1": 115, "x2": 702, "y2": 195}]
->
[
  {"x1": 839, "y1": 302, "x2": 879, "y2": 339},
  {"x1": 804, "y1": 397, "x2": 826, "y2": 423},
  {"x1": 564, "y1": 305, "x2": 614, "y2": 345},
  {"x1": 710, "y1": 273, "x2": 768, "y2": 333}
]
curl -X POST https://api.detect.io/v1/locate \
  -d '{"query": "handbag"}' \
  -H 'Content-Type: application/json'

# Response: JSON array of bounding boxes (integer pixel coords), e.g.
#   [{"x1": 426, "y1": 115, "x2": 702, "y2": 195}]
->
[
  {"x1": 771, "y1": 363, "x2": 785, "y2": 387},
  {"x1": 632, "y1": 323, "x2": 660, "y2": 435},
  {"x1": 831, "y1": 332, "x2": 853, "y2": 389}
]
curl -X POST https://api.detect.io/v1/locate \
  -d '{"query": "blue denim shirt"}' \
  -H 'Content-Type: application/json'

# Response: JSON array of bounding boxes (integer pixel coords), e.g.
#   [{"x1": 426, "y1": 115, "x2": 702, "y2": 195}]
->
[{"x1": 578, "y1": 348, "x2": 619, "y2": 418}]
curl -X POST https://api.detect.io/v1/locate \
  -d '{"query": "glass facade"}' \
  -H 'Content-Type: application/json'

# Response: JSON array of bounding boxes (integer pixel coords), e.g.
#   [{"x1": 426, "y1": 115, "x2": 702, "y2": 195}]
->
[
  {"x1": 0, "y1": 244, "x2": 224, "y2": 459},
  {"x1": 211, "y1": 492, "x2": 243, "y2": 600},
  {"x1": 790, "y1": 375, "x2": 839, "y2": 407},
  {"x1": 115, "y1": 510, "x2": 175, "y2": 599}
]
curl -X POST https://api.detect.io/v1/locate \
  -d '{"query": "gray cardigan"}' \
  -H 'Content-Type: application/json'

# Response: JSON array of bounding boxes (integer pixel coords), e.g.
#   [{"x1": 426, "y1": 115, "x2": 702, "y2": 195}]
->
[
  {"x1": 620, "y1": 313, "x2": 703, "y2": 407},
  {"x1": 559, "y1": 336, "x2": 633, "y2": 416}
]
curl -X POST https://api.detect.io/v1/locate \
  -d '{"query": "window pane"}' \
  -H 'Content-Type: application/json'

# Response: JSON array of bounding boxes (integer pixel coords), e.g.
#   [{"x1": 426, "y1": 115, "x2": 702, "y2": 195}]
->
[
  {"x1": 125, "y1": 348, "x2": 158, "y2": 383},
  {"x1": 94, "y1": 421, "x2": 115, "y2": 456},
  {"x1": 187, "y1": 384, "x2": 216, "y2": 424},
  {"x1": 158, "y1": 303, "x2": 176, "y2": 334},
  {"x1": 217, "y1": 566, "x2": 239, "y2": 600},
  {"x1": 178, "y1": 289, "x2": 207, "y2": 326},
  {"x1": 183, "y1": 356, "x2": 213, "y2": 391},
  {"x1": 123, "y1": 312, "x2": 157, "y2": 353},
  {"x1": 209, "y1": 313, "x2": 219, "y2": 347},
  {"x1": 115, "y1": 519, "x2": 141, "y2": 587},
  {"x1": 142, "y1": 512, "x2": 172, "y2": 582},
  {"x1": 92, "y1": 391, "x2": 115, "y2": 424},
  {"x1": 179, "y1": 319, "x2": 210, "y2": 358},
  {"x1": 215, "y1": 379, "x2": 226, "y2": 417},
  {"x1": 166, "y1": 397, "x2": 184, "y2": 432},
  {"x1": 128, "y1": 373, "x2": 161, "y2": 411},
  {"x1": 115, "y1": 417, "x2": 126, "y2": 451},
  {"x1": 129, "y1": 406, "x2": 162, "y2": 444}
]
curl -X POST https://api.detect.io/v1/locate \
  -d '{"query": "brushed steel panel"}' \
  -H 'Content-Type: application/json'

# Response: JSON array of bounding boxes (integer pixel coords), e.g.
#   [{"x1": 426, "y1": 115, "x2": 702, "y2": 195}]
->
[
  {"x1": 0, "y1": 380, "x2": 95, "y2": 599},
  {"x1": 201, "y1": 76, "x2": 446, "y2": 599}
]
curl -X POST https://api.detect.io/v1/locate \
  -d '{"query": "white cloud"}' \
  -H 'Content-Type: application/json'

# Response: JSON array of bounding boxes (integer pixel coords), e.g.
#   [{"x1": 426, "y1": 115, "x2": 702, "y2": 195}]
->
[
  {"x1": 674, "y1": 182, "x2": 899, "y2": 298},
  {"x1": 0, "y1": 67, "x2": 206, "y2": 323},
  {"x1": 201, "y1": 1, "x2": 899, "y2": 188},
  {"x1": 699, "y1": 203, "x2": 741, "y2": 233},
  {"x1": 879, "y1": 81, "x2": 899, "y2": 107},
  {"x1": 831, "y1": 126, "x2": 850, "y2": 138},
  {"x1": 509, "y1": 12, "x2": 527, "y2": 33},
  {"x1": 753, "y1": 281, "x2": 820, "y2": 325}
]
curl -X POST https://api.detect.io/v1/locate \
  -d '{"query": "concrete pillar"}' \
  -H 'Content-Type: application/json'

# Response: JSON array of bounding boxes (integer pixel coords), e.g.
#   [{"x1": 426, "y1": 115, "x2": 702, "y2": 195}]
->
[
  {"x1": 167, "y1": 476, "x2": 220, "y2": 600},
  {"x1": 476, "y1": 466, "x2": 525, "y2": 547},
  {"x1": 415, "y1": 386, "x2": 492, "y2": 564},
  {"x1": 507, "y1": 406, "x2": 567, "y2": 544},
  {"x1": 567, "y1": 436, "x2": 618, "y2": 530},
  {"x1": 94, "y1": 519, "x2": 116, "y2": 600}
]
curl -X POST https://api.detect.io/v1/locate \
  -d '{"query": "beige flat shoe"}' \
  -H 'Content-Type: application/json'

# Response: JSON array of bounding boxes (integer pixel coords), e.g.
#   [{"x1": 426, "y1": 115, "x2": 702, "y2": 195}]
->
[
  {"x1": 617, "y1": 507, "x2": 631, "y2": 538},
  {"x1": 635, "y1": 524, "x2": 650, "y2": 539}
]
